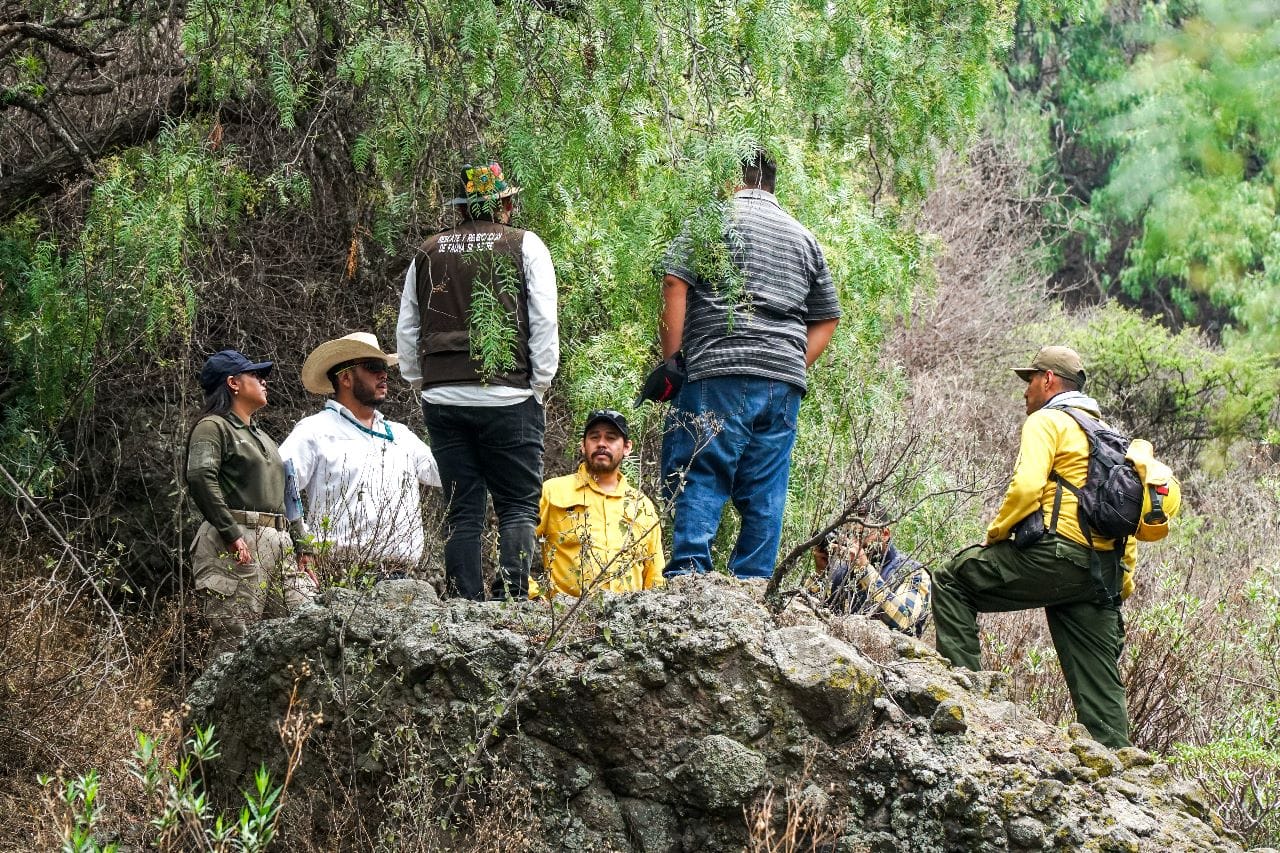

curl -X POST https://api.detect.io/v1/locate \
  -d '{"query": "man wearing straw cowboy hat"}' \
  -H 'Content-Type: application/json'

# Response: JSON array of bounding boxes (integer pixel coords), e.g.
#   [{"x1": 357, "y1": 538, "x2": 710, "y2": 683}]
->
[
  {"x1": 396, "y1": 160, "x2": 559, "y2": 600},
  {"x1": 280, "y1": 332, "x2": 441, "y2": 581}
]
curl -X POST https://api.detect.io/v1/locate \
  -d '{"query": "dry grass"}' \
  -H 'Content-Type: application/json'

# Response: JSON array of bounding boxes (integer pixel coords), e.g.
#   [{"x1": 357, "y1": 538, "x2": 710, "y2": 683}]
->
[{"x1": 0, "y1": 555, "x2": 185, "y2": 852}]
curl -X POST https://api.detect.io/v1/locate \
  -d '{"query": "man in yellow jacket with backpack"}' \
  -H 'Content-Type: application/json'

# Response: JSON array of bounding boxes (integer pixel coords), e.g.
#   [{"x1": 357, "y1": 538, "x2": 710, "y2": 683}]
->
[{"x1": 933, "y1": 346, "x2": 1177, "y2": 749}]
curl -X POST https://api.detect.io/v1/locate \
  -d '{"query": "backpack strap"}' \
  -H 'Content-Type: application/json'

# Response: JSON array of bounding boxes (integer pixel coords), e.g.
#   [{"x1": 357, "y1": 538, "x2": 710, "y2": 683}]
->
[
  {"x1": 1046, "y1": 409, "x2": 1124, "y2": 609},
  {"x1": 1144, "y1": 484, "x2": 1168, "y2": 524},
  {"x1": 1048, "y1": 472, "x2": 1066, "y2": 532}
]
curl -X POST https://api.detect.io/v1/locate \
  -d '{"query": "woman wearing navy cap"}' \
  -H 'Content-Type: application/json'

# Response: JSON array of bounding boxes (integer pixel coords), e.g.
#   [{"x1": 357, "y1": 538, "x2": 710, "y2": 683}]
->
[{"x1": 185, "y1": 349, "x2": 316, "y2": 658}]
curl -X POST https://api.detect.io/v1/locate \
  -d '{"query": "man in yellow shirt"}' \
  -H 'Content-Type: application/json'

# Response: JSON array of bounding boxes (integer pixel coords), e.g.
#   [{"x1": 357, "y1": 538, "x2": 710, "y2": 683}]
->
[
  {"x1": 535, "y1": 410, "x2": 665, "y2": 598},
  {"x1": 933, "y1": 346, "x2": 1135, "y2": 749}
]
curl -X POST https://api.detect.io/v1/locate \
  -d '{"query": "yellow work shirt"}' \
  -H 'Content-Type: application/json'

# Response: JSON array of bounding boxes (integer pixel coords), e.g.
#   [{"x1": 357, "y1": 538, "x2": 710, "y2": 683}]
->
[
  {"x1": 988, "y1": 406, "x2": 1138, "y2": 595},
  {"x1": 533, "y1": 464, "x2": 665, "y2": 598}
]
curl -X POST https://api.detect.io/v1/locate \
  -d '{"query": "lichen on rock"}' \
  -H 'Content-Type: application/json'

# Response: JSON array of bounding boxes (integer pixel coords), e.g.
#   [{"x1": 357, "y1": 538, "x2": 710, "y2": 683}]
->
[{"x1": 188, "y1": 574, "x2": 1251, "y2": 852}]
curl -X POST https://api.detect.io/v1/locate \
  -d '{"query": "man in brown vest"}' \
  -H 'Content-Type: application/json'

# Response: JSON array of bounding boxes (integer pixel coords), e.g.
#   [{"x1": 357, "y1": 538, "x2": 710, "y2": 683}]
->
[{"x1": 396, "y1": 161, "x2": 559, "y2": 600}]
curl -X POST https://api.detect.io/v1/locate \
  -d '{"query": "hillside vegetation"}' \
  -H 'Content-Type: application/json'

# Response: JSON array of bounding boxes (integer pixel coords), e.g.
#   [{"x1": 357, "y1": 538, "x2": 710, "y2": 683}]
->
[{"x1": 2, "y1": 0, "x2": 1278, "y2": 848}]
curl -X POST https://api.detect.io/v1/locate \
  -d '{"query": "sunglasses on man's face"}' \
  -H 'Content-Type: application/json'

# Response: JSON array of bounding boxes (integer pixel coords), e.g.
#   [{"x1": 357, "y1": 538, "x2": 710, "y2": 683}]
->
[{"x1": 338, "y1": 360, "x2": 389, "y2": 376}]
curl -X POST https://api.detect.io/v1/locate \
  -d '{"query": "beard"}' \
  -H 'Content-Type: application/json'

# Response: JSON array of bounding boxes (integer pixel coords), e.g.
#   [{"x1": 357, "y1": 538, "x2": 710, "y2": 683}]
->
[
  {"x1": 353, "y1": 376, "x2": 386, "y2": 408},
  {"x1": 586, "y1": 451, "x2": 621, "y2": 476}
]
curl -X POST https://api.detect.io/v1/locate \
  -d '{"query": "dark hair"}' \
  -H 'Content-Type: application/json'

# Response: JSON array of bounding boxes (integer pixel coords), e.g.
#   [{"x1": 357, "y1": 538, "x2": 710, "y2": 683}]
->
[
  {"x1": 326, "y1": 360, "x2": 357, "y2": 394},
  {"x1": 199, "y1": 381, "x2": 234, "y2": 418},
  {"x1": 852, "y1": 499, "x2": 889, "y2": 527},
  {"x1": 742, "y1": 149, "x2": 777, "y2": 192},
  {"x1": 185, "y1": 379, "x2": 235, "y2": 475},
  {"x1": 1056, "y1": 373, "x2": 1081, "y2": 392},
  {"x1": 456, "y1": 194, "x2": 514, "y2": 224}
]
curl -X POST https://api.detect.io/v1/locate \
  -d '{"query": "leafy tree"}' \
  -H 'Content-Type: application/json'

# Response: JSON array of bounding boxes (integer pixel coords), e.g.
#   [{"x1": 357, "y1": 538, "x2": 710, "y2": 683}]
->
[
  {"x1": 2, "y1": 0, "x2": 1016, "y2": 524},
  {"x1": 1019, "y1": 302, "x2": 1280, "y2": 459},
  {"x1": 1094, "y1": 0, "x2": 1280, "y2": 350},
  {"x1": 998, "y1": 1, "x2": 1280, "y2": 352}
]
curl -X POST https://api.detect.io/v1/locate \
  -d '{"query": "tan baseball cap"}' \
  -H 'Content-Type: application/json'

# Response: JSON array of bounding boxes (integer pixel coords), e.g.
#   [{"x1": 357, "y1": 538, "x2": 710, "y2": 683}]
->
[{"x1": 1013, "y1": 345, "x2": 1086, "y2": 387}]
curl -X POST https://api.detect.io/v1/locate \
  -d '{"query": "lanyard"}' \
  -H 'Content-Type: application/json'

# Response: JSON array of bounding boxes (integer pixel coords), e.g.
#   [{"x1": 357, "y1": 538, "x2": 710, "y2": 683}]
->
[{"x1": 329, "y1": 404, "x2": 393, "y2": 442}]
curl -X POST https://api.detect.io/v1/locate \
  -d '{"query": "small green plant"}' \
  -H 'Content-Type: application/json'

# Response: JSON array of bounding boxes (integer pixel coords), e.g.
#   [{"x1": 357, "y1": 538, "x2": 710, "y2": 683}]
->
[
  {"x1": 466, "y1": 251, "x2": 523, "y2": 381},
  {"x1": 40, "y1": 725, "x2": 289, "y2": 853}
]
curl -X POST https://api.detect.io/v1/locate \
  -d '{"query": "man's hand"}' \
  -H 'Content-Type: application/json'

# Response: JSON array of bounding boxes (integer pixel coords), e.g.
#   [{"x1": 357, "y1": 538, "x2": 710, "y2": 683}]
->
[
  {"x1": 298, "y1": 553, "x2": 319, "y2": 586},
  {"x1": 231, "y1": 537, "x2": 253, "y2": 565},
  {"x1": 849, "y1": 541, "x2": 872, "y2": 569}
]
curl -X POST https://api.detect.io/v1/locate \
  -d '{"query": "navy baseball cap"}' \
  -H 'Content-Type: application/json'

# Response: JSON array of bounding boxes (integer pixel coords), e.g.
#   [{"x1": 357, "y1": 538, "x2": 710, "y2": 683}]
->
[
  {"x1": 583, "y1": 409, "x2": 629, "y2": 440},
  {"x1": 199, "y1": 349, "x2": 274, "y2": 393}
]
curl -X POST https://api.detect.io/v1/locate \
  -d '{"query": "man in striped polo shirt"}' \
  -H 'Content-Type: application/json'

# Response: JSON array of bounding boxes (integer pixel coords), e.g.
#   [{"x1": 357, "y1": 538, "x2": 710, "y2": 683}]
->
[{"x1": 659, "y1": 150, "x2": 841, "y2": 579}]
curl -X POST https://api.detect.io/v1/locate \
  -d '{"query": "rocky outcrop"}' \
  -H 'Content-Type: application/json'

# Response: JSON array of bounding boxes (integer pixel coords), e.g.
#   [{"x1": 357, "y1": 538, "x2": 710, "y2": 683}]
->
[{"x1": 189, "y1": 574, "x2": 1256, "y2": 852}]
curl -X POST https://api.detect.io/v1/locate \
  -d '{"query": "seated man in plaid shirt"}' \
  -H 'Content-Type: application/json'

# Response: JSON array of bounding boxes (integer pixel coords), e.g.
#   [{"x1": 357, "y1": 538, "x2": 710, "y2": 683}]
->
[{"x1": 813, "y1": 502, "x2": 932, "y2": 636}]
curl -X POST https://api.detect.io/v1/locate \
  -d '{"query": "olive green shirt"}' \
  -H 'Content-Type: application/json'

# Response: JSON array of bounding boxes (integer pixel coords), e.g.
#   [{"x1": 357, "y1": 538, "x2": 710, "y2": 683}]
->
[{"x1": 186, "y1": 413, "x2": 306, "y2": 548}]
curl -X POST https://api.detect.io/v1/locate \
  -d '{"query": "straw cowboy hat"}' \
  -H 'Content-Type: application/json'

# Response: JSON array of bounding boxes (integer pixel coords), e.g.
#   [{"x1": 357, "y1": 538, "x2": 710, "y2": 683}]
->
[{"x1": 301, "y1": 332, "x2": 399, "y2": 395}]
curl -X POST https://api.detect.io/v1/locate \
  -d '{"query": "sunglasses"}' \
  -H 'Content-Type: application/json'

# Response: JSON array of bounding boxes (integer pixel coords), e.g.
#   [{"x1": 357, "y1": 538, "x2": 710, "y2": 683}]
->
[
  {"x1": 338, "y1": 360, "x2": 389, "y2": 375},
  {"x1": 244, "y1": 369, "x2": 270, "y2": 381}
]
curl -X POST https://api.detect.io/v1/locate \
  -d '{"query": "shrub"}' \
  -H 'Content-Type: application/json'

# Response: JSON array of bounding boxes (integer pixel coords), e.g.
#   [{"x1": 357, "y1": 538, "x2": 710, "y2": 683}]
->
[{"x1": 1017, "y1": 302, "x2": 1280, "y2": 459}]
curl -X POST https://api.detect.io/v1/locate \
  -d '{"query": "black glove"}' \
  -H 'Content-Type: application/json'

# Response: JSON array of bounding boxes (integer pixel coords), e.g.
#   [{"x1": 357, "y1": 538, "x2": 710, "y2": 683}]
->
[{"x1": 635, "y1": 352, "x2": 686, "y2": 405}]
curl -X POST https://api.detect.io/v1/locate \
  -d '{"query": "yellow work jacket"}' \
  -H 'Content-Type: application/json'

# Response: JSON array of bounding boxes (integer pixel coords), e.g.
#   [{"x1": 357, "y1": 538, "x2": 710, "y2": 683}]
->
[
  {"x1": 989, "y1": 406, "x2": 1138, "y2": 595},
  {"x1": 534, "y1": 465, "x2": 665, "y2": 598}
]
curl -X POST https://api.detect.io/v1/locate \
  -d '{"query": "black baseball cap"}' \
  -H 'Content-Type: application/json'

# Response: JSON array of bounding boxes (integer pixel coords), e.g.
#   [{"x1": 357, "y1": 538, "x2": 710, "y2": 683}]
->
[
  {"x1": 199, "y1": 349, "x2": 274, "y2": 393},
  {"x1": 583, "y1": 409, "x2": 629, "y2": 440}
]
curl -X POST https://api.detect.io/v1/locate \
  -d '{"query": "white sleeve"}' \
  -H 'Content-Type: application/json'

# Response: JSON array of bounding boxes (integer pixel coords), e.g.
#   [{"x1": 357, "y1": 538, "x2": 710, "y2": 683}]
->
[
  {"x1": 522, "y1": 231, "x2": 559, "y2": 402},
  {"x1": 407, "y1": 431, "x2": 441, "y2": 487},
  {"x1": 278, "y1": 422, "x2": 315, "y2": 492},
  {"x1": 396, "y1": 258, "x2": 423, "y2": 390}
]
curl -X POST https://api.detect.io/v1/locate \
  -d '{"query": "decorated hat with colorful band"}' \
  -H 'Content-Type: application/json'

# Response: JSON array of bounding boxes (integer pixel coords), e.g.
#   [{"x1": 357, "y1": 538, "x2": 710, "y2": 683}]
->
[{"x1": 447, "y1": 161, "x2": 522, "y2": 206}]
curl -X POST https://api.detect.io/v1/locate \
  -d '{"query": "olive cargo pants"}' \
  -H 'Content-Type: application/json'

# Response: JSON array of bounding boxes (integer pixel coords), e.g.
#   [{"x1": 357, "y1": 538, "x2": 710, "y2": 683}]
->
[
  {"x1": 932, "y1": 534, "x2": 1130, "y2": 749},
  {"x1": 191, "y1": 521, "x2": 315, "y2": 657}
]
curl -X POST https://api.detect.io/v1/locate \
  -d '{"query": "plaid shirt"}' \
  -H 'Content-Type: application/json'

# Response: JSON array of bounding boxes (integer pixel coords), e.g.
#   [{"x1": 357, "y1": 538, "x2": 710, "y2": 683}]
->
[{"x1": 828, "y1": 539, "x2": 932, "y2": 636}]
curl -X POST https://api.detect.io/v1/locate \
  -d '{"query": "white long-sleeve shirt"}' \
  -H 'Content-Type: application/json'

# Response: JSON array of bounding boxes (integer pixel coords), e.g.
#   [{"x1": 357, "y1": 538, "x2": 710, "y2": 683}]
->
[
  {"x1": 279, "y1": 401, "x2": 441, "y2": 565},
  {"x1": 396, "y1": 229, "x2": 559, "y2": 406}
]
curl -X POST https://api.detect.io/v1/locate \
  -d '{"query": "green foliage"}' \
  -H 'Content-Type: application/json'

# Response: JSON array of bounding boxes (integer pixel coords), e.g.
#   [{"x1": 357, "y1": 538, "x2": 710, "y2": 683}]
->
[
  {"x1": 1018, "y1": 302, "x2": 1280, "y2": 457},
  {"x1": 175, "y1": 0, "x2": 1015, "y2": 369},
  {"x1": 0, "y1": 124, "x2": 253, "y2": 494},
  {"x1": 1093, "y1": 1, "x2": 1280, "y2": 346},
  {"x1": 468, "y1": 253, "x2": 523, "y2": 380},
  {"x1": 1000, "y1": 0, "x2": 1280, "y2": 351},
  {"x1": 5, "y1": 0, "x2": 1022, "y2": 498},
  {"x1": 41, "y1": 726, "x2": 284, "y2": 853}
]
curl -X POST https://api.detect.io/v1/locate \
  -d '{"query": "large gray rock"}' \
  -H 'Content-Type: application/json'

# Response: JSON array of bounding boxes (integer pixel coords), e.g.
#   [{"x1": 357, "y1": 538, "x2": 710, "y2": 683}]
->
[{"x1": 188, "y1": 574, "x2": 1251, "y2": 852}]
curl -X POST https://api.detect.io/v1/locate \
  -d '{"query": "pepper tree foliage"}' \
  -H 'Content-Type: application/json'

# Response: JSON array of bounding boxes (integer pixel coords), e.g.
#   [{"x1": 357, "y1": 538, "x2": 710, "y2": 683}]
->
[
  {"x1": 0, "y1": 0, "x2": 1015, "y2": 513},
  {"x1": 1001, "y1": 0, "x2": 1280, "y2": 354}
]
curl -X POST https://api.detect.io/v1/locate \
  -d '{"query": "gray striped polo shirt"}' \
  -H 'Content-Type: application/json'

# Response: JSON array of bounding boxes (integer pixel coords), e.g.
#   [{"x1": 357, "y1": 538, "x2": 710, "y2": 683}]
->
[{"x1": 665, "y1": 189, "x2": 840, "y2": 392}]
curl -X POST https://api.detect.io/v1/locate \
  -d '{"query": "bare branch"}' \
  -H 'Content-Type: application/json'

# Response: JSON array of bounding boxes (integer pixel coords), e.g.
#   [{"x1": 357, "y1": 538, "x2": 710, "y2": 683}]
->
[{"x1": 0, "y1": 87, "x2": 94, "y2": 172}]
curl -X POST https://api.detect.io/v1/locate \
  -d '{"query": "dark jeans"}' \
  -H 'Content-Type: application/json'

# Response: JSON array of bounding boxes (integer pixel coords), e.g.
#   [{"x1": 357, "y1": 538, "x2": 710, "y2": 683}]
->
[
  {"x1": 932, "y1": 535, "x2": 1130, "y2": 749},
  {"x1": 661, "y1": 375, "x2": 802, "y2": 579},
  {"x1": 423, "y1": 396, "x2": 544, "y2": 600}
]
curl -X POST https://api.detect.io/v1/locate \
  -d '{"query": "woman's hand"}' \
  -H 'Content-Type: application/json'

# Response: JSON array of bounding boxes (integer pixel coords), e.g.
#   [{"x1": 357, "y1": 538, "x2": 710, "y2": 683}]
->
[{"x1": 231, "y1": 537, "x2": 253, "y2": 565}]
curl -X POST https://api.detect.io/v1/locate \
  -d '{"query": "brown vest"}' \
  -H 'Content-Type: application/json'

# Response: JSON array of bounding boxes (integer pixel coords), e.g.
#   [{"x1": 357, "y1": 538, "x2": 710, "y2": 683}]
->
[{"x1": 415, "y1": 220, "x2": 532, "y2": 389}]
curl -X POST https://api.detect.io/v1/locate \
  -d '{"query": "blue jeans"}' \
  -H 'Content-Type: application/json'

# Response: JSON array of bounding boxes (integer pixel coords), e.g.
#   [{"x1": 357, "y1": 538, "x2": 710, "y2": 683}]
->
[
  {"x1": 661, "y1": 375, "x2": 802, "y2": 579},
  {"x1": 423, "y1": 396, "x2": 544, "y2": 600}
]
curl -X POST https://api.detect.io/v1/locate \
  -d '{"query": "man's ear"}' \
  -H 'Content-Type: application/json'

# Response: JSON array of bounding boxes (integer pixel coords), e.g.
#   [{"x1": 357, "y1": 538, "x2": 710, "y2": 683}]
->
[{"x1": 623, "y1": 439, "x2": 634, "y2": 456}]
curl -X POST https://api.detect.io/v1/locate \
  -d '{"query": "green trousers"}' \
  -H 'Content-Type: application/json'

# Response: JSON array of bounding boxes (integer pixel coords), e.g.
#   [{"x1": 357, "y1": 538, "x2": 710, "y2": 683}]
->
[{"x1": 932, "y1": 534, "x2": 1130, "y2": 749}]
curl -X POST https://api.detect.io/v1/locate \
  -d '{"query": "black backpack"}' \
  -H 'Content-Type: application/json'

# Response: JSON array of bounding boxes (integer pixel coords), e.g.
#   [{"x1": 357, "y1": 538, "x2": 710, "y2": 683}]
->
[
  {"x1": 1046, "y1": 406, "x2": 1145, "y2": 541},
  {"x1": 1044, "y1": 404, "x2": 1144, "y2": 607}
]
